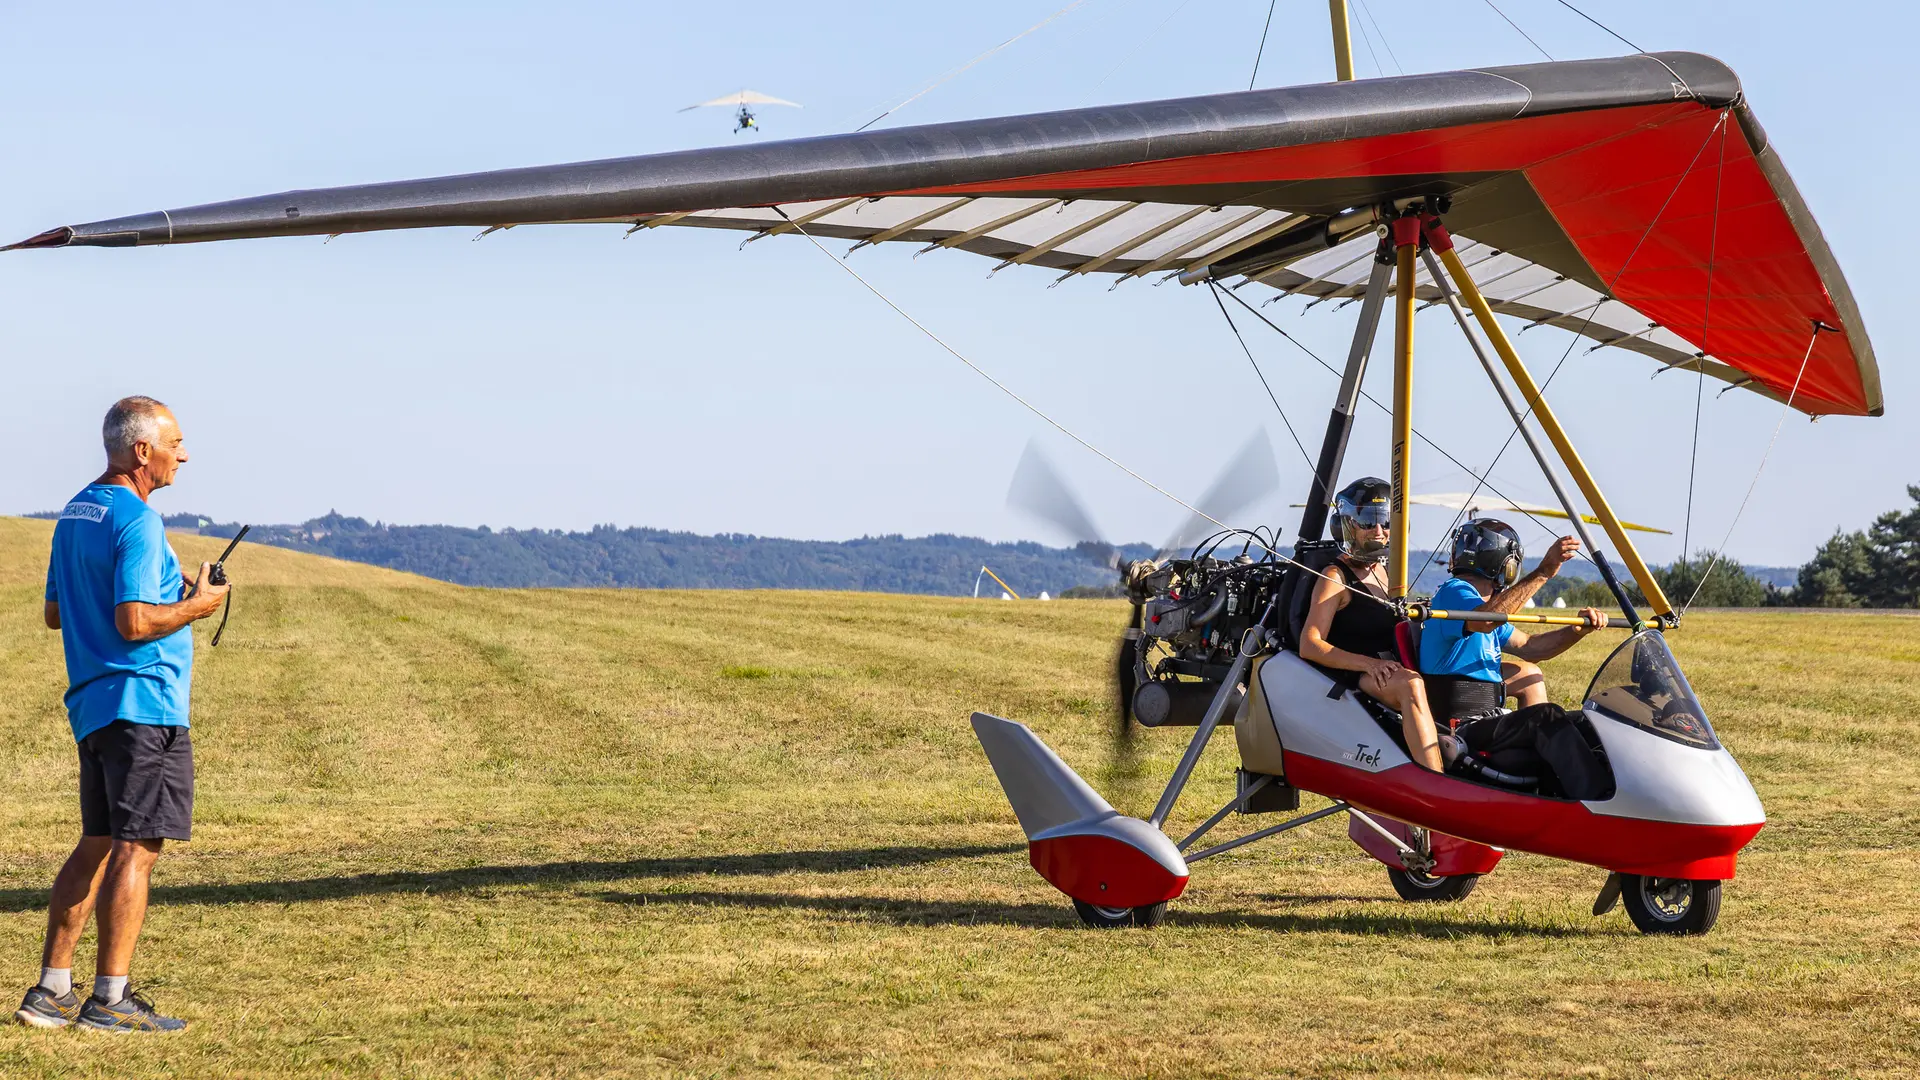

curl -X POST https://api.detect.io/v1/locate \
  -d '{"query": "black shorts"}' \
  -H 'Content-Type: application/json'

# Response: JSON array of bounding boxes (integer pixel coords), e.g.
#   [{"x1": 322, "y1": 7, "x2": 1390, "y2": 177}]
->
[{"x1": 78, "y1": 721, "x2": 194, "y2": 841}]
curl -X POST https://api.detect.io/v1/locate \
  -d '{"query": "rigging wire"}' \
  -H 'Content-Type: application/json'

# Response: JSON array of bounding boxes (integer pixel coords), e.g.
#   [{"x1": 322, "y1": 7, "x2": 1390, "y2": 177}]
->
[
  {"x1": 1348, "y1": 4, "x2": 1387, "y2": 77},
  {"x1": 1248, "y1": 0, "x2": 1279, "y2": 89},
  {"x1": 1353, "y1": 0, "x2": 1403, "y2": 74},
  {"x1": 1213, "y1": 284, "x2": 1600, "y2": 556},
  {"x1": 853, "y1": 0, "x2": 1093, "y2": 132},
  {"x1": 1209, "y1": 281, "x2": 1317, "y2": 474},
  {"x1": 1683, "y1": 116, "x2": 1732, "y2": 565},
  {"x1": 1682, "y1": 360, "x2": 1706, "y2": 563},
  {"x1": 1483, "y1": 0, "x2": 1555, "y2": 61},
  {"x1": 1682, "y1": 328, "x2": 1823, "y2": 612},
  {"x1": 1093, "y1": 0, "x2": 1199, "y2": 90},
  {"x1": 1553, "y1": 0, "x2": 1643, "y2": 53},
  {"x1": 769, "y1": 207, "x2": 1395, "y2": 610},
  {"x1": 1409, "y1": 111, "x2": 1735, "y2": 592}
]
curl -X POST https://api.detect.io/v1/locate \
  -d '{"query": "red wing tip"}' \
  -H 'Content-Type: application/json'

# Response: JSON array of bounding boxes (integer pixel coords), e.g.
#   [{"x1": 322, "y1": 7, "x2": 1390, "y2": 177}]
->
[{"x1": 4, "y1": 226, "x2": 74, "y2": 251}]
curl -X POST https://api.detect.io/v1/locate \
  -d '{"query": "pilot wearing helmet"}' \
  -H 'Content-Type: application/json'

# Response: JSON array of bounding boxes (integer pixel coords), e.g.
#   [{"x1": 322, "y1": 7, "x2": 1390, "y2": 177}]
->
[
  {"x1": 1297, "y1": 477, "x2": 1446, "y2": 772},
  {"x1": 1418, "y1": 520, "x2": 1612, "y2": 795},
  {"x1": 1418, "y1": 520, "x2": 1603, "y2": 719}
]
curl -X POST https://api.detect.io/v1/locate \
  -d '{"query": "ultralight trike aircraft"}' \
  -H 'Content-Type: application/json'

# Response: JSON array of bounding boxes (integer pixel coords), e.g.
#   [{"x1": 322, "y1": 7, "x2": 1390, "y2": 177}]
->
[{"x1": 9, "y1": 10, "x2": 1879, "y2": 936}]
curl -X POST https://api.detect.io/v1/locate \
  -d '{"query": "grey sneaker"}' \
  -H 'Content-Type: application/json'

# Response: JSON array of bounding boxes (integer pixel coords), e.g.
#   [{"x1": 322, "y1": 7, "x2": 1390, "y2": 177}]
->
[
  {"x1": 14, "y1": 985, "x2": 83, "y2": 1028},
  {"x1": 75, "y1": 989, "x2": 186, "y2": 1033}
]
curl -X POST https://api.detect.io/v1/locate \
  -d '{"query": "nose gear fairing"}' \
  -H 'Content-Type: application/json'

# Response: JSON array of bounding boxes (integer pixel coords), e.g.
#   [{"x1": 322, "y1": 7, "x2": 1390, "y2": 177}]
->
[{"x1": 971, "y1": 712, "x2": 1189, "y2": 907}]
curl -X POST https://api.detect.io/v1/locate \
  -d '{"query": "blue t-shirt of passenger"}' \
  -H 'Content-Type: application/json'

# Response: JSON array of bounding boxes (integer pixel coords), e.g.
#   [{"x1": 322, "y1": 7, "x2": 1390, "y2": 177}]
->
[
  {"x1": 1418, "y1": 576, "x2": 1513, "y2": 684},
  {"x1": 43, "y1": 484, "x2": 193, "y2": 742}
]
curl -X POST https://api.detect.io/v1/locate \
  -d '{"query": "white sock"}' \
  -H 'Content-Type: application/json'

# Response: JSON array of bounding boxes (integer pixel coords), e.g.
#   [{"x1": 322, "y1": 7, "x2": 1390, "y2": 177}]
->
[
  {"x1": 92, "y1": 974, "x2": 128, "y2": 1005},
  {"x1": 38, "y1": 967, "x2": 71, "y2": 997}
]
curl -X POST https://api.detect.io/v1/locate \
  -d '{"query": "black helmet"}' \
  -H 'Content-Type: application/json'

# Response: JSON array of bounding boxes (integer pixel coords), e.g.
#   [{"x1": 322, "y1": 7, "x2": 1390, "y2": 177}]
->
[
  {"x1": 1333, "y1": 477, "x2": 1393, "y2": 564},
  {"x1": 1449, "y1": 518, "x2": 1523, "y2": 587}
]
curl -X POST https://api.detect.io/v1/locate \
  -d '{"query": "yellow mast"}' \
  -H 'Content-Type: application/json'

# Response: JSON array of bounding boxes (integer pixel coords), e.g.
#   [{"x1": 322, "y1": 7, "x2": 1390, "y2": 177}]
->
[
  {"x1": 1387, "y1": 215, "x2": 1418, "y2": 598},
  {"x1": 1329, "y1": 1, "x2": 1355, "y2": 82}
]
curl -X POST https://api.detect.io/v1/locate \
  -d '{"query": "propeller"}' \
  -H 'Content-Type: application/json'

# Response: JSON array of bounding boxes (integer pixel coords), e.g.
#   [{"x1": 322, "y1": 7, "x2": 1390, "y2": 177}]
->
[
  {"x1": 1006, "y1": 433, "x2": 1282, "y2": 745},
  {"x1": 1007, "y1": 442, "x2": 1115, "y2": 567},
  {"x1": 1006, "y1": 442, "x2": 1137, "y2": 741},
  {"x1": 1156, "y1": 430, "x2": 1282, "y2": 557}
]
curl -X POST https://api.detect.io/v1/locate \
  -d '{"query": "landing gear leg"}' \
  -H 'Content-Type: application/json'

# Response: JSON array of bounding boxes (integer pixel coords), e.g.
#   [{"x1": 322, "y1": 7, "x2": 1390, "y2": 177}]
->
[{"x1": 1592, "y1": 871, "x2": 1624, "y2": 916}]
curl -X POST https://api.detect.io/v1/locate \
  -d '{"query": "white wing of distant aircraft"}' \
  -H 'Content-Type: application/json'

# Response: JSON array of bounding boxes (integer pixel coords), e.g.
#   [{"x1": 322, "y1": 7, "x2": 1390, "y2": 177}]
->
[
  {"x1": 679, "y1": 90, "x2": 801, "y2": 111},
  {"x1": 1411, "y1": 492, "x2": 1671, "y2": 535}
]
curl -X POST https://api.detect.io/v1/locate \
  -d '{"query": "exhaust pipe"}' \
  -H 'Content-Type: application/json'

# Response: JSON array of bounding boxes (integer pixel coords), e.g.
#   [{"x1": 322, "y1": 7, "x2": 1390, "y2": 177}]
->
[{"x1": 971, "y1": 712, "x2": 1188, "y2": 907}]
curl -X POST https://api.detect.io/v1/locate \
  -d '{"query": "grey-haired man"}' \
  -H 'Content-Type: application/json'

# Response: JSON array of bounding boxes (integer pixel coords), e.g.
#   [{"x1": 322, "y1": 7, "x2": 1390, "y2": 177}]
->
[{"x1": 17, "y1": 397, "x2": 227, "y2": 1033}]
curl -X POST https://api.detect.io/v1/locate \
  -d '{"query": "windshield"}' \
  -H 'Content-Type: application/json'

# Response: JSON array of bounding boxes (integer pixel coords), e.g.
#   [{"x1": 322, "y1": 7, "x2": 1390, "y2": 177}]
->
[{"x1": 1582, "y1": 631, "x2": 1719, "y2": 750}]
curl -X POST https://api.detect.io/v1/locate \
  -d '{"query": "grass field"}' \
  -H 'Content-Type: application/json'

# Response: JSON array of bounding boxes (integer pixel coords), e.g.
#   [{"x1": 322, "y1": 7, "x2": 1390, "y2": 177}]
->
[{"x1": 0, "y1": 515, "x2": 1915, "y2": 1078}]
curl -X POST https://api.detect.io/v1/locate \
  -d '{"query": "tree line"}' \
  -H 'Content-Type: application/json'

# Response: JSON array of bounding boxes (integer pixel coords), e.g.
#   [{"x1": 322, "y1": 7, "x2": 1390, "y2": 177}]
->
[
  {"x1": 1541, "y1": 487, "x2": 1920, "y2": 609},
  {"x1": 31, "y1": 492, "x2": 1915, "y2": 607}
]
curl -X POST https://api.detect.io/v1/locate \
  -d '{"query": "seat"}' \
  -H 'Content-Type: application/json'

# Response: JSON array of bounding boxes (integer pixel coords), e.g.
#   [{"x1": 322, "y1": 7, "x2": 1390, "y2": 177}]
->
[{"x1": 1392, "y1": 620, "x2": 1420, "y2": 669}]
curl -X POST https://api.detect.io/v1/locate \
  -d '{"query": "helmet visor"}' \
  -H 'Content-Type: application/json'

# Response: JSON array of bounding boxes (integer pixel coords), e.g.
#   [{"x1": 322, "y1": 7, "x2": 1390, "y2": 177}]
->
[{"x1": 1345, "y1": 502, "x2": 1392, "y2": 529}]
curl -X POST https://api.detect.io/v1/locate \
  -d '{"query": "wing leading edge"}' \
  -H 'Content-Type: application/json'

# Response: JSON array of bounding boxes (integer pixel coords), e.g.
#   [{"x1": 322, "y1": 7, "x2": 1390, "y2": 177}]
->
[{"x1": 6, "y1": 52, "x2": 1877, "y2": 417}]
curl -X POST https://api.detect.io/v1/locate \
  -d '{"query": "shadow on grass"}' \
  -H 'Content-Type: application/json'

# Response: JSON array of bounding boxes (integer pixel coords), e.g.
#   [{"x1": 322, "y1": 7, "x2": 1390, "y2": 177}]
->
[
  {"x1": 599, "y1": 889, "x2": 1600, "y2": 938},
  {"x1": 0, "y1": 843, "x2": 1021, "y2": 913}
]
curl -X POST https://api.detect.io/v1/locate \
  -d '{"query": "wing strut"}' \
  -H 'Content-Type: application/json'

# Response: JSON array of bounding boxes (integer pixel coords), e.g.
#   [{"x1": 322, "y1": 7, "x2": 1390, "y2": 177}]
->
[
  {"x1": 1418, "y1": 241, "x2": 1643, "y2": 624},
  {"x1": 1425, "y1": 217, "x2": 1672, "y2": 624}
]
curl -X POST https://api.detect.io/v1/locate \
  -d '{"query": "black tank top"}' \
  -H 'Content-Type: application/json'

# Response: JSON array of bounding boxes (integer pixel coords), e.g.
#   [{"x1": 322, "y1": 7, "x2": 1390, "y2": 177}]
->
[{"x1": 1325, "y1": 560, "x2": 1400, "y2": 660}]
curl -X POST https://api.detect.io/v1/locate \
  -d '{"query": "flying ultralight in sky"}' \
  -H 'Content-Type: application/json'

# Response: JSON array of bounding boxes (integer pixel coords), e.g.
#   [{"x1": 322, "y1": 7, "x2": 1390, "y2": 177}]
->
[{"x1": 679, "y1": 89, "x2": 801, "y2": 134}]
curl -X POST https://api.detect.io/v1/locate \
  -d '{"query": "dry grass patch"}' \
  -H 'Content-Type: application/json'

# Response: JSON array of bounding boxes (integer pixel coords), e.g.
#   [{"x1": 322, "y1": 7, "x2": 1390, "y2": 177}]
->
[{"x1": 0, "y1": 517, "x2": 1913, "y2": 1077}]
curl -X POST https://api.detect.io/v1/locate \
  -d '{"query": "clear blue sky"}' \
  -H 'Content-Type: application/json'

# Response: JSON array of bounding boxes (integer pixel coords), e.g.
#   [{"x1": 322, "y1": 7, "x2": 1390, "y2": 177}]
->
[{"x1": 4, "y1": 1, "x2": 1909, "y2": 568}]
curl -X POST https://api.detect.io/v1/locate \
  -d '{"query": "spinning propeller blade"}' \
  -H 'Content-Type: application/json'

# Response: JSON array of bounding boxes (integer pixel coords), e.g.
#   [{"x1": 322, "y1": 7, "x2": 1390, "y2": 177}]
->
[
  {"x1": 1157, "y1": 430, "x2": 1281, "y2": 557},
  {"x1": 1007, "y1": 440, "x2": 1114, "y2": 566}
]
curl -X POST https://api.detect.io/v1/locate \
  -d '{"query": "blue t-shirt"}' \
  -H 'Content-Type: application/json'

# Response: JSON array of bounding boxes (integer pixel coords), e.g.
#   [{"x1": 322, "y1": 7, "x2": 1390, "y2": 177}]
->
[
  {"x1": 43, "y1": 484, "x2": 193, "y2": 741},
  {"x1": 1418, "y1": 576, "x2": 1513, "y2": 683}
]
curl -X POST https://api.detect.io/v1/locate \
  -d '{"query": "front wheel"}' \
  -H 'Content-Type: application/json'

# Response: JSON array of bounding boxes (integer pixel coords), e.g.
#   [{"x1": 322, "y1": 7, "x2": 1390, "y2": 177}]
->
[
  {"x1": 1621, "y1": 876, "x2": 1722, "y2": 935},
  {"x1": 1387, "y1": 867, "x2": 1480, "y2": 902},
  {"x1": 1073, "y1": 899, "x2": 1168, "y2": 929}
]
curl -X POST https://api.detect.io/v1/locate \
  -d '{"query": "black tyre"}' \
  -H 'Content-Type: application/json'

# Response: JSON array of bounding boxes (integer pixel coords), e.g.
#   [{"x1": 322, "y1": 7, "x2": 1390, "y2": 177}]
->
[
  {"x1": 1130, "y1": 901, "x2": 1168, "y2": 928},
  {"x1": 1621, "y1": 875, "x2": 1722, "y2": 936},
  {"x1": 1072, "y1": 899, "x2": 1167, "y2": 929},
  {"x1": 1387, "y1": 867, "x2": 1480, "y2": 902}
]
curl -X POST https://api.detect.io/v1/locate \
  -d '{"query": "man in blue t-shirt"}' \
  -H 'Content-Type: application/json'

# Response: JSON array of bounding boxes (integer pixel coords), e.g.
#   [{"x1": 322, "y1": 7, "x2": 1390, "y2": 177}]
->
[
  {"x1": 16, "y1": 397, "x2": 228, "y2": 1034},
  {"x1": 1414, "y1": 519, "x2": 1618, "y2": 798},
  {"x1": 1418, "y1": 519, "x2": 1603, "y2": 719}
]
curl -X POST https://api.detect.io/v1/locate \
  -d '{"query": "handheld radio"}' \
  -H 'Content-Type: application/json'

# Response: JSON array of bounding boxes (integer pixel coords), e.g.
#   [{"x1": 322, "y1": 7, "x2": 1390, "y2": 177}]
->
[{"x1": 207, "y1": 525, "x2": 249, "y2": 646}]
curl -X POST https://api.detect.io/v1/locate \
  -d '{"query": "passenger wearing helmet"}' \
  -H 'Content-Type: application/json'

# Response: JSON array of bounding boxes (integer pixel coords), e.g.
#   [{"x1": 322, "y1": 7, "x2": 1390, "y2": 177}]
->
[
  {"x1": 1298, "y1": 478, "x2": 1446, "y2": 772},
  {"x1": 1418, "y1": 520, "x2": 1604, "y2": 718},
  {"x1": 1416, "y1": 520, "x2": 1612, "y2": 796}
]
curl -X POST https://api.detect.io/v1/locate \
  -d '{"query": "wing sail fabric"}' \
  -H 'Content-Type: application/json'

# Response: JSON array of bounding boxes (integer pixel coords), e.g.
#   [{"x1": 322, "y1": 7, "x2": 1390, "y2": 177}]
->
[{"x1": 7, "y1": 52, "x2": 1877, "y2": 417}]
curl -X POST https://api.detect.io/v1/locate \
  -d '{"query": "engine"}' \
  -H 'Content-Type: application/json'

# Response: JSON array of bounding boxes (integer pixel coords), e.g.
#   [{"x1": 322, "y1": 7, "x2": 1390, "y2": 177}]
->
[{"x1": 1126, "y1": 546, "x2": 1287, "y2": 727}]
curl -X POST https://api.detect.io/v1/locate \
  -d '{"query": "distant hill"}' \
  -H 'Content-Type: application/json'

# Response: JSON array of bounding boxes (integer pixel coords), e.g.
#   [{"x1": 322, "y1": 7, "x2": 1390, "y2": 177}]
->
[
  {"x1": 17, "y1": 508, "x2": 1799, "y2": 597},
  {"x1": 0, "y1": 516, "x2": 433, "y2": 589},
  {"x1": 19, "y1": 510, "x2": 1156, "y2": 596}
]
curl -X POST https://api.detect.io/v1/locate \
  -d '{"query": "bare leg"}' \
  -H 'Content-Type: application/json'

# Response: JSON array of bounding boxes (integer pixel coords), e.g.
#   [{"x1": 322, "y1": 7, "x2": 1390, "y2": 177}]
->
[
  {"x1": 93, "y1": 839, "x2": 163, "y2": 979},
  {"x1": 1364, "y1": 669, "x2": 1444, "y2": 772},
  {"x1": 1504, "y1": 658, "x2": 1547, "y2": 708},
  {"x1": 40, "y1": 836, "x2": 112, "y2": 972}
]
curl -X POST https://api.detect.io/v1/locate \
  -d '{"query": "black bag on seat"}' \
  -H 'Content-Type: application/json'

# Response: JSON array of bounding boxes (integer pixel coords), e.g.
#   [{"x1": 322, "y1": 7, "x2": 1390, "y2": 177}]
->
[{"x1": 1456, "y1": 703, "x2": 1611, "y2": 800}]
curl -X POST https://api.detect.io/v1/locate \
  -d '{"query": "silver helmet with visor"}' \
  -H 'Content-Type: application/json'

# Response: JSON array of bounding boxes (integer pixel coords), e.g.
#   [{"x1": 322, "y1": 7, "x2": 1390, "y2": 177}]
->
[{"x1": 1332, "y1": 477, "x2": 1393, "y2": 564}]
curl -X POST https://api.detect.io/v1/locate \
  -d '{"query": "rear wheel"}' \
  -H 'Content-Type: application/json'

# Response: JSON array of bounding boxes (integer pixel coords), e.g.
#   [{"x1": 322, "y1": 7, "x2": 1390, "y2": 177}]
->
[
  {"x1": 1387, "y1": 867, "x2": 1480, "y2": 902},
  {"x1": 1621, "y1": 876, "x2": 1721, "y2": 935},
  {"x1": 1073, "y1": 899, "x2": 1168, "y2": 929}
]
